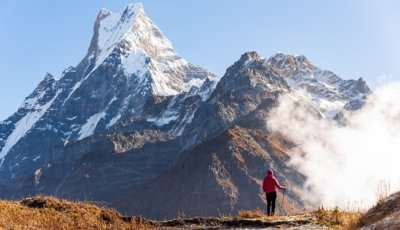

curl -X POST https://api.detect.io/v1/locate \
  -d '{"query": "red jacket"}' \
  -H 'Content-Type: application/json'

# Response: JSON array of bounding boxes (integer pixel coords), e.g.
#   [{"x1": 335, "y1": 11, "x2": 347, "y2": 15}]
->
[{"x1": 262, "y1": 170, "x2": 284, "y2": 193}]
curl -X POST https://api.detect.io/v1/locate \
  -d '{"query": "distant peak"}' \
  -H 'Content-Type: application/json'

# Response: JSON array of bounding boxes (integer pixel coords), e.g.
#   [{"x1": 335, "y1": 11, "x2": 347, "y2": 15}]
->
[
  {"x1": 266, "y1": 52, "x2": 314, "y2": 70},
  {"x1": 239, "y1": 51, "x2": 262, "y2": 62},
  {"x1": 269, "y1": 52, "x2": 309, "y2": 63},
  {"x1": 86, "y1": 2, "x2": 177, "y2": 70},
  {"x1": 96, "y1": 3, "x2": 143, "y2": 19},
  {"x1": 235, "y1": 51, "x2": 263, "y2": 68}
]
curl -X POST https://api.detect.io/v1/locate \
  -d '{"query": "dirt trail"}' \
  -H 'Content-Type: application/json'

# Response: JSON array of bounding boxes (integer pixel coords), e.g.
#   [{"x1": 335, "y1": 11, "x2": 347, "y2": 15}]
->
[{"x1": 151, "y1": 215, "x2": 328, "y2": 229}]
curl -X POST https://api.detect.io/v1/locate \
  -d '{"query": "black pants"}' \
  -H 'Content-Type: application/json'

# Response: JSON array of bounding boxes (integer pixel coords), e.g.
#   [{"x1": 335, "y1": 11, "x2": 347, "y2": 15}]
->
[{"x1": 266, "y1": 192, "x2": 277, "y2": 216}]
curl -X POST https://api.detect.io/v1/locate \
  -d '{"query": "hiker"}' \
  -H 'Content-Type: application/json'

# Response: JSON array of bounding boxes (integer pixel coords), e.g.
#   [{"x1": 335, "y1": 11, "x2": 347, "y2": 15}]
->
[{"x1": 262, "y1": 169, "x2": 286, "y2": 216}]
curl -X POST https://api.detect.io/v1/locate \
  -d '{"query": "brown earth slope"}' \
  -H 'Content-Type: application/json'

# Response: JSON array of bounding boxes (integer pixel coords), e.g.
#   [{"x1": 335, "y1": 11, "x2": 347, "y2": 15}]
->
[{"x1": 359, "y1": 191, "x2": 400, "y2": 229}]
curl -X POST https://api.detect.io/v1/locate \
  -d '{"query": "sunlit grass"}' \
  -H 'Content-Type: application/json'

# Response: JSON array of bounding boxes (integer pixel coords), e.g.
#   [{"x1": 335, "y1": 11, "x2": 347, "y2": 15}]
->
[{"x1": 0, "y1": 196, "x2": 154, "y2": 229}]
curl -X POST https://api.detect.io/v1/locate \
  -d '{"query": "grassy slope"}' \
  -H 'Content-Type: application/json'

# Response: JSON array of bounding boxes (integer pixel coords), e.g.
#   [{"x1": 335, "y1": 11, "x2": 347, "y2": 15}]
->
[{"x1": 0, "y1": 196, "x2": 153, "y2": 230}]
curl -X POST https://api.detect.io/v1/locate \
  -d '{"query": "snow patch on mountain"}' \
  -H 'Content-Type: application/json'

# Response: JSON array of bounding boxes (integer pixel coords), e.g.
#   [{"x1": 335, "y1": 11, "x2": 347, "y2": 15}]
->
[
  {"x1": 32, "y1": 155, "x2": 41, "y2": 162},
  {"x1": 171, "y1": 110, "x2": 197, "y2": 136},
  {"x1": 63, "y1": 80, "x2": 83, "y2": 106},
  {"x1": 78, "y1": 111, "x2": 106, "y2": 140},
  {"x1": 78, "y1": 96, "x2": 119, "y2": 139},
  {"x1": 106, "y1": 114, "x2": 121, "y2": 128},
  {"x1": 147, "y1": 112, "x2": 179, "y2": 126},
  {"x1": 95, "y1": 9, "x2": 125, "y2": 69},
  {"x1": 0, "y1": 91, "x2": 60, "y2": 165},
  {"x1": 184, "y1": 78, "x2": 206, "y2": 91},
  {"x1": 121, "y1": 51, "x2": 148, "y2": 76}
]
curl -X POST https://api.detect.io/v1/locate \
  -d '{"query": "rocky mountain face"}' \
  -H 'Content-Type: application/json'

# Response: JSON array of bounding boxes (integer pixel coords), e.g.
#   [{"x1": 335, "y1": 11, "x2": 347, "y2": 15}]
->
[{"x1": 0, "y1": 3, "x2": 371, "y2": 218}]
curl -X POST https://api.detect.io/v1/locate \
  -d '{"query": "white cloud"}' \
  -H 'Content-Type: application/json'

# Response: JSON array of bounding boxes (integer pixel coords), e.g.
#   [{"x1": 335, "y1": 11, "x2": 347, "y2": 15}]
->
[{"x1": 268, "y1": 82, "x2": 400, "y2": 209}]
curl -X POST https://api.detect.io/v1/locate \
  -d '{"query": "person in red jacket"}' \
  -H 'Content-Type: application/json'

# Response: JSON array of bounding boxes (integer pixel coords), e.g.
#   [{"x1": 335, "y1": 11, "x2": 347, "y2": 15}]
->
[{"x1": 262, "y1": 169, "x2": 286, "y2": 216}]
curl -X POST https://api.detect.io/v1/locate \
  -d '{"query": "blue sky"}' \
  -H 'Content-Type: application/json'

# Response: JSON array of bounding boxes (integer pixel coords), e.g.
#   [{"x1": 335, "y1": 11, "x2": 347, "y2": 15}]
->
[{"x1": 1, "y1": 0, "x2": 400, "y2": 120}]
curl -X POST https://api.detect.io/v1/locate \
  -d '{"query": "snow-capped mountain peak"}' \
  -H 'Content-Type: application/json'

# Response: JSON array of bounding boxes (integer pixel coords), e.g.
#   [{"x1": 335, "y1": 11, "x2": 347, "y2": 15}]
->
[
  {"x1": 0, "y1": 3, "x2": 216, "y2": 166},
  {"x1": 224, "y1": 52, "x2": 370, "y2": 119},
  {"x1": 81, "y1": 2, "x2": 211, "y2": 97},
  {"x1": 263, "y1": 52, "x2": 371, "y2": 117},
  {"x1": 91, "y1": 3, "x2": 176, "y2": 64}
]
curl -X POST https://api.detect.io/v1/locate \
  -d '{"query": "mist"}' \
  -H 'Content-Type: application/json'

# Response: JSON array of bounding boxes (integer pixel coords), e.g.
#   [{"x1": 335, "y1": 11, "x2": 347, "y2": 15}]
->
[{"x1": 268, "y1": 82, "x2": 400, "y2": 210}]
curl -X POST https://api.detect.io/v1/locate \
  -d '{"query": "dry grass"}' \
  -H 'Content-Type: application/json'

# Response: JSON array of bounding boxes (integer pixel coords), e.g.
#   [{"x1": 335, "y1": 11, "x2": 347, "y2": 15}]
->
[
  {"x1": 238, "y1": 208, "x2": 289, "y2": 221},
  {"x1": 375, "y1": 180, "x2": 391, "y2": 205},
  {"x1": 239, "y1": 207, "x2": 363, "y2": 229},
  {"x1": 0, "y1": 196, "x2": 155, "y2": 230},
  {"x1": 239, "y1": 209, "x2": 311, "y2": 224},
  {"x1": 312, "y1": 207, "x2": 362, "y2": 230},
  {"x1": 238, "y1": 208, "x2": 265, "y2": 219}
]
